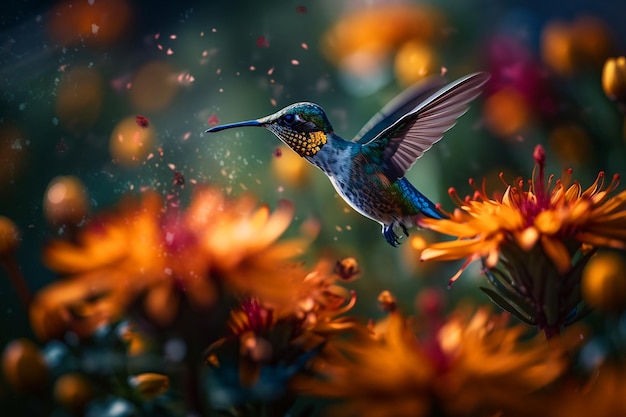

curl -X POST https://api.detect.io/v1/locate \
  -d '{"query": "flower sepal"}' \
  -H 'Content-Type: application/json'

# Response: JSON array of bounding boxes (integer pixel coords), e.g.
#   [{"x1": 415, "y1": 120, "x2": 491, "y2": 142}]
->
[{"x1": 480, "y1": 240, "x2": 596, "y2": 336}]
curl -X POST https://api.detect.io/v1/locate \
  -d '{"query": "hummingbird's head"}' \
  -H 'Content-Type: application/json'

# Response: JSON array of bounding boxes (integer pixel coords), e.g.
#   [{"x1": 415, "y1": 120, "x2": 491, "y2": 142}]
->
[{"x1": 206, "y1": 102, "x2": 333, "y2": 157}]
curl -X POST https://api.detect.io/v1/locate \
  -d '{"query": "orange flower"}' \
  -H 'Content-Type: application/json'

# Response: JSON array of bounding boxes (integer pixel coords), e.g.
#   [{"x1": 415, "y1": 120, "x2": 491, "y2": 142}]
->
[
  {"x1": 434, "y1": 308, "x2": 574, "y2": 416},
  {"x1": 295, "y1": 299, "x2": 577, "y2": 417},
  {"x1": 32, "y1": 192, "x2": 165, "y2": 339},
  {"x1": 32, "y1": 186, "x2": 315, "y2": 338},
  {"x1": 420, "y1": 145, "x2": 626, "y2": 281},
  {"x1": 204, "y1": 258, "x2": 359, "y2": 403},
  {"x1": 227, "y1": 259, "x2": 358, "y2": 339},
  {"x1": 185, "y1": 187, "x2": 317, "y2": 307}
]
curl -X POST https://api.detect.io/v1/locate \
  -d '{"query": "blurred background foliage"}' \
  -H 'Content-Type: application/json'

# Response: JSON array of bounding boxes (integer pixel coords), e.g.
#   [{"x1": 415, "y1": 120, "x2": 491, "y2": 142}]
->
[
  {"x1": 2, "y1": 0, "x2": 626, "y2": 414},
  {"x1": 2, "y1": 0, "x2": 626, "y2": 339}
]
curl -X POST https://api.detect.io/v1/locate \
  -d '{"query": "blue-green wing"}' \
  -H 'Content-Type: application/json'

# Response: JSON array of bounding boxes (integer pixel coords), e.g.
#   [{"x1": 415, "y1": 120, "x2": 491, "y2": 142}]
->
[
  {"x1": 352, "y1": 76, "x2": 450, "y2": 145},
  {"x1": 362, "y1": 72, "x2": 490, "y2": 180}
]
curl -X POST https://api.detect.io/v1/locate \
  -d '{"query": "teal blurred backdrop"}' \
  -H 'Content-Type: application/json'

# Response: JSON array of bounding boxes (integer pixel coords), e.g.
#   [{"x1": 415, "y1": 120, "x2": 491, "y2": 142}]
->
[{"x1": 2, "y1": 0, "x2": 626, "y2": 343}]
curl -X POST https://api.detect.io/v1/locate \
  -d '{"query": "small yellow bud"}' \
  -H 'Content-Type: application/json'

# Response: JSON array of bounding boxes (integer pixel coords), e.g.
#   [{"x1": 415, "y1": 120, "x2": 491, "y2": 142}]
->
[
  {"x1": 602, "y1": 57, "x2": 626, "y2": 102},
  {"x1": 377, "y1": 290, "x2": 397, "y2": 312},
  {"x1": 128, "y1": 373, "x2": 170, "y2": 399},
  {"x1": 335, "y1": 257, "x2": 360, "y2": 281}
]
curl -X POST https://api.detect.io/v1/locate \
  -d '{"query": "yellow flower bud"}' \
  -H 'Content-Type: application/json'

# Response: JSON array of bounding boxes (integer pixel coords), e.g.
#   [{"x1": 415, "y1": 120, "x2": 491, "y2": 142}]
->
[
  {"x1": 602, "y1": 57, "x2": 626, "y2": 102},
  {"x1": 335, "y1": 257, "x2": 360, "y2": 281},
  {"x1": 377, "y1": 290, "x2": 397, "y2": 312},
  {"x1": 128, "y1": 373, "x2": 170, "y2": 399}
]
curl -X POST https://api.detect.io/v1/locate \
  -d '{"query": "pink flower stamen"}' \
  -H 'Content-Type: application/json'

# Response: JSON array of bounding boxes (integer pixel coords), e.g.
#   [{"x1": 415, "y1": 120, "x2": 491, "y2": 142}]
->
[{"x1": 448, "y1": 187, "x2": 466, "y2": 207}]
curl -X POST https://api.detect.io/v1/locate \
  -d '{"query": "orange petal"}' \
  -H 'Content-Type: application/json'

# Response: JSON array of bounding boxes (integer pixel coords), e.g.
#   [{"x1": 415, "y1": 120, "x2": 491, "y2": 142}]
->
[
  {"x1": 418, "y1": 218, "x2": 481, "y2": 238},
  {"x1": 420, "y1": 238, "x2": 489, "y2": 262},
  {"x1": 515, "y1": 226, "x2": 539, "y2": 250},
  {"x1": 534, "y1": 210, "x2": 562, "y2": 235},
  {"x1": 576, "y1": 232, "x2": 626, "y2": 249},
  {"x1": 540, "y1": 236, "x2": 571, "y2": 274}
]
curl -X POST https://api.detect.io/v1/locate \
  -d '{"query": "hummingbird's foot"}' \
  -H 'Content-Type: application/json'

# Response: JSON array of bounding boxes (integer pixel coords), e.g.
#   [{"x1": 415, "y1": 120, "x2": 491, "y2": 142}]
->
[
  {"x1": 382, "y1": 222, "x2": 407, "y2": 247},
  {"x1": 400, "y1": 222, "x2": 409, "y2": 238}
]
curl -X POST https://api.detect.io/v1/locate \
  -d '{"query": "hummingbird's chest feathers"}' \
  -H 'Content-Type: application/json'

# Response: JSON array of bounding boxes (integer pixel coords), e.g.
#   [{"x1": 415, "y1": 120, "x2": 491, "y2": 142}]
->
[
  {"x1": 306, "y1": 142, "x2": 354, "y2": 177},
  {"x1": 314, "y1": 149, "x2": 413, "y2": 223}
]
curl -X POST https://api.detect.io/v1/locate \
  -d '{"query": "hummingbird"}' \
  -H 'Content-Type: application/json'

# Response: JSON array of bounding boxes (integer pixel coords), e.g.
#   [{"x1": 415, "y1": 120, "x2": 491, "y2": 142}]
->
[{"x1": 206, "y1": 72, "x2": 490, "y2": 246}]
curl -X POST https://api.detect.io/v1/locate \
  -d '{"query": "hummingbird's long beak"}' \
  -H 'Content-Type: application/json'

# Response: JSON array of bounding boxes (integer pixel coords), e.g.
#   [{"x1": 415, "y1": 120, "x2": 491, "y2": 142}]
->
[{"x1": 205, "y1": 119, "x2": 264, "y2": 133}]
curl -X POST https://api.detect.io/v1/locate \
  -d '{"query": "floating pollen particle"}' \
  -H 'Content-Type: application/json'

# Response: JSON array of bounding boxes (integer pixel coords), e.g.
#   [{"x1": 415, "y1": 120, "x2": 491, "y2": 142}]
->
[
  {"x1": 256, "y1": 36, "x2": 269, "y2": 47},
  {"x1": 136, "y1": 115, "x2": 149, "y2": 128},
  {"x1": 110, "y1": 116, "x2": 155, "y2": 166},
  {"x1": 173, "y1": 171, "x2": 185, "y2": 186},
  {"x1": 208, "y1": 114, "x2": 220, "y2": 126}
]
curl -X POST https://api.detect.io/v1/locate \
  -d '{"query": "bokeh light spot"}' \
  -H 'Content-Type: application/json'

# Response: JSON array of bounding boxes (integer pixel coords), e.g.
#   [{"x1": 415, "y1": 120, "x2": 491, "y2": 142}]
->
[
  {"x1": 582, "y1": 252, "x2": 626, "y2": 313},
  {"x1": 0, "y1": 123, "x2": 28, "y2": 190},
  {"x1": 483, "y1": 88, "x2": 530, "y2": 137},
  {"x1": 541, "y1": 16, "x2": 613, "y2": 75},
  {"x1": 48, "y1": 0, "x2": 132, "y2": 46},
  {"x1": 55, "y1": 67, "x2": 103, "y2": 134},
  {"x1": 548, "y1": 123, "x2": 592, "y2": 166},
  {"x1": 109, "y1": 116, "x2": 156, "y2": 166},
  {"x1": 271, "y1": 145, "x2": 311, "y2": 187},
  {"x1": 394, "y1": 40, "x2": 436, "y2": 86},
  {"x1": 44, "y1": 176, "x2": 89, "y2": 226},
  {"x1": 129, "y1": 61, "x2": 178, "y2": 113}
]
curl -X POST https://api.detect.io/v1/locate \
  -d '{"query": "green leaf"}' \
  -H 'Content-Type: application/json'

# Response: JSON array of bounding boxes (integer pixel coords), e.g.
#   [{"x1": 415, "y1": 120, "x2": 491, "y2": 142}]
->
[{"x1": 480, "y1": 286, "x2": 536, "y2": 325}]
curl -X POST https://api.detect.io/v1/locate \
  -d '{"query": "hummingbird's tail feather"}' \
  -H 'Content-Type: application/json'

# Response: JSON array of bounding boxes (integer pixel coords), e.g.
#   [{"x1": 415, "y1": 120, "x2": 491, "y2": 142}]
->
[{"x1": 397, "y1": 178, "x2": 447, "y2": 220}]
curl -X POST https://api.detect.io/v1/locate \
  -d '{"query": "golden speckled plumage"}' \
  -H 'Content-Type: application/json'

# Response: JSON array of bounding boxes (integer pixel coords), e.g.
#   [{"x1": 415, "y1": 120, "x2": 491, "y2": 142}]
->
[{"x1": 269, "y1": 126, "x2": 327, "y2": 157}]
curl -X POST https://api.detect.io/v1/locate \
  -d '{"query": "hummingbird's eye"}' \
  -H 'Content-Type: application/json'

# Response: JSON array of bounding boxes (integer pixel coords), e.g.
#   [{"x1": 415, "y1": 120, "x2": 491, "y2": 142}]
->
[{"x1": 282, "y1": 114, "x2": 295, "y2": 124}]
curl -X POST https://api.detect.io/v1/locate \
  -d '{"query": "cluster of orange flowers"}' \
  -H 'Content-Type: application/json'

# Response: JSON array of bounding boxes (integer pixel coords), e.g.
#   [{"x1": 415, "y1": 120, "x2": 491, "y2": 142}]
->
[
  {"x1": 295, "y1": 292, "x2": 626, "y2": 417},
  {"x1": 2, "y1": 168, "x2": 626, "y2": 416},
  {"x1": 297, "y1": 296, "x2": 562, "y2": 417},
  {"x1": 2, "y1": 185, "x2": 365, "y2": 414},
  {"x1": 29, "y1": 187, "x2": 323, "y2": 339}
]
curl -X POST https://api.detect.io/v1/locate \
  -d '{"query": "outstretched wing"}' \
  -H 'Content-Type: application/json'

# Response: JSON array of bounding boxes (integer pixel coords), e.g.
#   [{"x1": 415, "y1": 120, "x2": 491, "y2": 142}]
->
[
  {"x1": 353, "y1": 76, "x2": 450, "y2": 144},
  {"x1": 362, "y1": 72, "x2": 490, "y2": 180}
]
